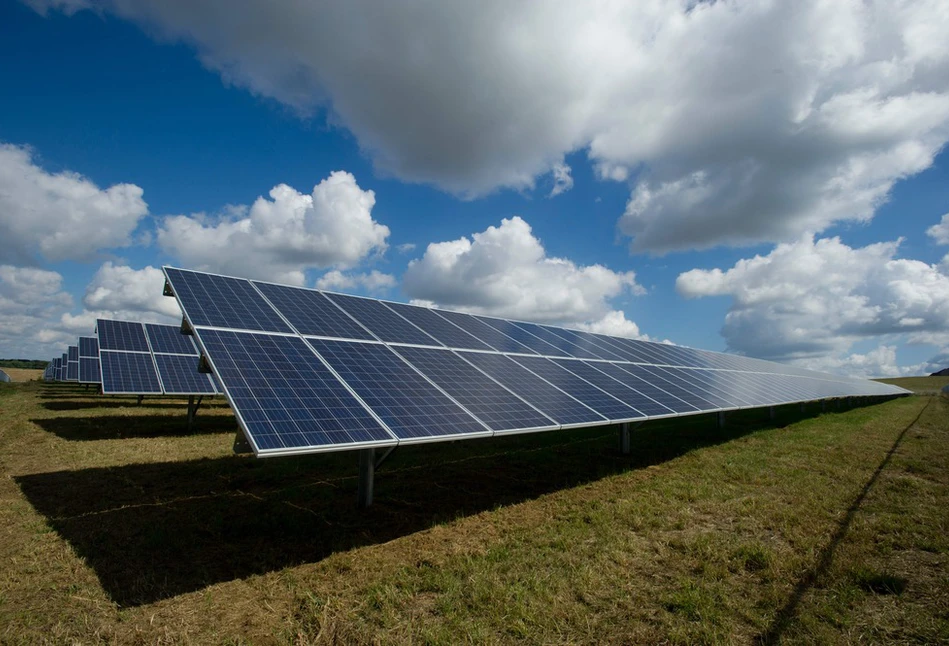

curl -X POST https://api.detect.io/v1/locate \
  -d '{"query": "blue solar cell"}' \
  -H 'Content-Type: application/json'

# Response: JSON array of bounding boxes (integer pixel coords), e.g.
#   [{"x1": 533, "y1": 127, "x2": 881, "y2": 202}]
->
[
  {"x1": 429, "y1": 309, "x2": 538, "y2": 354},
  {"x1": 79, "y1": 357, "x2": 101, "y2": 383},
  {"x1": 198, "y1": 330, "x2": 394, "y2": 452},
  {"x1": 67, "y1": 346, "x2": 79, "y2": 362},
  {"x1": 97, "y1": 319, "x2": 150, "y2": 352},
  {"x1": 393, "y1": 346, "x2": 556, "y2": 431},
  {"x1": 154, "y1": 354, "x2": 218, "y2": 395},
  {"x1": 145, "y1": 323, "x2": 198, "y2": 355},
  {"x1": 324, "y1": 293, "x2": 442, "y2": 346},
  {"x1": 590, "y1": 362, "x2": 699, "y2": 414},
  {"x1": 383, "y1": 302, "x2": 494, "y2": 351},
  {"x1": 254, "y1": 281, "x2": 376, "y2": 340},
  {"x1": 307, "y1": 339, "x2": 489, "y2": 440},
  {"x1": 475, "y1": 317, "x2": 571, "y2": 357},
  {"x1": 100, "y1": 351, "x2": 163, "y2": 394},
  {"x1": 164, "y1": 268, "x2": 291, "y2": 333},
  {"x1": 458, "y1": 351, "x2": 606, "y2": 426},
  {"x1": 78, "y1": 336, "x2": 99, "y2": 358},
  {"x1": 550, "y1": 359, "x2": 675, "y2": 417},
  {"x1": 510, "y1": 356, "x2": 645, "y2": 420}
]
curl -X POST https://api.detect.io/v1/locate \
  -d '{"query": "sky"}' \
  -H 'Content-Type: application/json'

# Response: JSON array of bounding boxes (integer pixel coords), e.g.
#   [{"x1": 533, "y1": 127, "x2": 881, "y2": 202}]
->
[{"x1": 2, "y1": 0, "x2": 949, "y2": 378}]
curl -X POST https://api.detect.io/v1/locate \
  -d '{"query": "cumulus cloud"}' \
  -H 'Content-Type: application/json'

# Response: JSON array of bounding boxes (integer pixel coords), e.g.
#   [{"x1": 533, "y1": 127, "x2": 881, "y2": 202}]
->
[
  {"x1": 30, "y1": 1, "x2": 949, "y2": 250},
  {"x1": 676, "y1": 234, "x2": 949, "y2": 375},
  {"x1": 0, "y1": 143, "x2": 148, "y2": 263},
  {"x1": 548, "y1": 162, "x2": 573, "y2": 198},
  {"x1": 158, "y1": 171, "x2": 389, "y2": 284},
  {"x1": 927, "y1": 213, "x2": 949, "y2": 245},
  {"x1": 315, "y1": 269, "x2": 396, "y2": 294},
  {"x1": 403, "y1": 216, "x2": 644, "y2": 327}
]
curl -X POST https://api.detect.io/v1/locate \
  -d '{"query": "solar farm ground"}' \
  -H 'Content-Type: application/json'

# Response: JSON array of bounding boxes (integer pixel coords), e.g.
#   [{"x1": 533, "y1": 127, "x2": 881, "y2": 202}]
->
[{"x1": 0, "y1": 377, "x2": 946, "y2": 644}]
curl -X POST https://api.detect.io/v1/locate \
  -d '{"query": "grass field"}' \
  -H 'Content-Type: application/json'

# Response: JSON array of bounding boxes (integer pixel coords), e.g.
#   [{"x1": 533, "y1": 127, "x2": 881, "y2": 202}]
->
[{"x1": 0, "y1": 378, "x2": 946, "y2": 644}]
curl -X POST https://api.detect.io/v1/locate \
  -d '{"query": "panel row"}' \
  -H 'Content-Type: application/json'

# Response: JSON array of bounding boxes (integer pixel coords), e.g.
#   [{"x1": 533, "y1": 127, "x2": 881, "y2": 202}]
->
[
  {"x1": 165, "y1": 267, "x2": 871, "y2": 377},
  {"x1": 185, "y1": 326, "x2": 908, "y2": 456}
]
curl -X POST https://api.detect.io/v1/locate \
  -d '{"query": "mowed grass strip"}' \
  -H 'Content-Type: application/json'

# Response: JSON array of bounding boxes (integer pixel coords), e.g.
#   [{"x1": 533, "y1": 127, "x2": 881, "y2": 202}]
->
[{"x1": 0, "y1": 379, "x2": 946, "y2": 644}]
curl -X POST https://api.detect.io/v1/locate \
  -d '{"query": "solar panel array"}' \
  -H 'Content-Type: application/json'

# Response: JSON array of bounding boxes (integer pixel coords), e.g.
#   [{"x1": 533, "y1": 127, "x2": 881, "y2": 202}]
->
[
  {"x1": 96, "y1": 319, "x2": 220, "y2": 396},
  {"x1": 163, "y1": 267, "x2": 910, "y2": 458}
]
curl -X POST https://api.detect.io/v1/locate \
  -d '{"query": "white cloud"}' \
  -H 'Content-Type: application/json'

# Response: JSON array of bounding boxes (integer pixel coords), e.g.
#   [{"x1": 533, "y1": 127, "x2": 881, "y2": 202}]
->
[
  {"x1": 676, "y1": 234, "x2": 949, "y2": 375},
  {"x1": 31, "y1": 1, "x2": 949, "y2": 250},
  {"x1": 403, "y1": 216, "x2": 644, "y2": 327},
  {"x1": 158, "y1": 171, "x2": 390, "y2": 284},
  {"x1": 548, "y1": 162, "x2": 573, "y2": 198},
  {"x1": 927, "y1": 212, "x2": 949, "y2": 245},
  {"x1": 0, "y1": 143, "x2": 148, "y2": 263},
  {"x1": 315, "y1": 269, "x2": 396, "y2": 294}
]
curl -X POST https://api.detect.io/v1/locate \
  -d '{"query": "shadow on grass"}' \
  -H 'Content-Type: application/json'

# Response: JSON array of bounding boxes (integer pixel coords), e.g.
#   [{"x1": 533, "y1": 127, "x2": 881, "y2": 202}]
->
[
  {"x1": 31, "y1": 413, "x2": 238, "y2": 440},
  {"x1": 41, "y1": 399, "x2": 230, "y2": 411},
  {"x1": 17, "y1": 402, "x2": 881, "y2": 608}
]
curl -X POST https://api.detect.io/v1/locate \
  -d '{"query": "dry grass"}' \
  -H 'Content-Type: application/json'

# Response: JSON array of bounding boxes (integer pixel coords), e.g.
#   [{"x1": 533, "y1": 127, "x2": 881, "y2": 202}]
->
[
  {"x1": 2, "y1": 368, "x2": 43, "y2": 382},
  {"x1": 0, "y1": 378, "x2": 946, "y2": 644}
]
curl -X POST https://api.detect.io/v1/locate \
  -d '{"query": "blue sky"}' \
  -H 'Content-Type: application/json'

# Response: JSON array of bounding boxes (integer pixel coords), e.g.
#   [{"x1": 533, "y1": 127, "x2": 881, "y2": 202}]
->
[{"x1": 2, "y1": 1, "x2": 948, "y2": 377}]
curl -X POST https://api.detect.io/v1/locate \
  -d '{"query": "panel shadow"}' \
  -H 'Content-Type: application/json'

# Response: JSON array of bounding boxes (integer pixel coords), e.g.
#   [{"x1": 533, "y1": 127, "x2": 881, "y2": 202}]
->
[{"x1": 16, "y1": 415, "x2": 763, "y2": 607}]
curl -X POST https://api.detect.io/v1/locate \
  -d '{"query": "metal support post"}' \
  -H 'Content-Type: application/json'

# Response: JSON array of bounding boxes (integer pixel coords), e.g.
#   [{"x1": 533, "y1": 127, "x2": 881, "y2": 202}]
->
[
  {"x1": 619, "y1": 423, "x2": 631, "y2": 455},
  {"x1": 358, "y1": 448, "x2": 376, "y2": 508}
]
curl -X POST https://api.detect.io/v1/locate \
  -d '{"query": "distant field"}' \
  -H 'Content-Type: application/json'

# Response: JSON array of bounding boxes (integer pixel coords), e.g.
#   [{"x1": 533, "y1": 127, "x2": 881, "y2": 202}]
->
[
  {"x1": 1, "y1": 367, "x2": 43, "y2": 382},
  {"x1": 0, "y1": 380, "x2": 946, "y2": 644},
  {"x1": 877, "y1": 375, "x2": 949, "y2": 394}
]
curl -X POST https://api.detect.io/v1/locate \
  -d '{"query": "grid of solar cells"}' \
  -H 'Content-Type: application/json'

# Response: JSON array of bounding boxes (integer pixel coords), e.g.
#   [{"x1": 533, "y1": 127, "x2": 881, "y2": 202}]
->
[
  {"x1": 198, "y1": 330, "x2": 394, "y2": 452},
  {"x1": 510, "y1": 322, "x2": 610, "y2": 360},
  {"x1": 325, "y1": 293, "x2": 442, "y2": 346},
  {"x1": 66, "y1": 361, "x2": 79, "y2": 381},
  {"x1": 510, "y1": 355, "x2": 645, "y2": 420},
  {"x1": 458, "y1": 351, "x2": 607, "y2": 426},
  {"x1": 145, "y1": 323, "x2": 198, "y2": 355},
  {"x1": 590, "y1": 361, "x2": 699, "y2": 413},
  {"x1": 67, "y1": 346, "x2": 79, "y2": 362},
  {"x1": 97, "y1": 319, "x2": 150, "y2": 352},
  {"x1": 79, "y1": 357, "x2": 101, "y2": 383},
  {"x1": 154, "y1": 354, "x2": 219, "y2": 395},
  {"x1": 429, "y1": 309, "x2": 538, "y2": 354},
  {"x1": 307, "y1": 339, "x2": 488, "y2": 440},
  {"x1": 253, "y1": 281, "x2": 376, "y2": 340},
  {"x1": 100, "y1": 351, "x2": 162, "y2": 394},
  {"x1": 383, "y1": 301, "x2": 494, "y2": 351},
  {"x1": 551, "y1": 359, "x2": 675, "y2": 417},
  {"x1": 78, "y1": 336, "x2": 99, "y2": 357},
  {"x1": 164, "y1": 268, "x2": 291, "y2": 333},
  {"x1": 475, "y1": 316, "x2": 571, "y2": 356},
  {"x1": 392, "y1": 346, "x2": 556, "y2": 431}
]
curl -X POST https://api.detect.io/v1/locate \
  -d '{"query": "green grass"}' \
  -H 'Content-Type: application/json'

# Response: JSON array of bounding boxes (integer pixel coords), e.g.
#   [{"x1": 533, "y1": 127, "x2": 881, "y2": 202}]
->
[{"x1": 0, "y1": 380, "x2": 946, "y2": 644}]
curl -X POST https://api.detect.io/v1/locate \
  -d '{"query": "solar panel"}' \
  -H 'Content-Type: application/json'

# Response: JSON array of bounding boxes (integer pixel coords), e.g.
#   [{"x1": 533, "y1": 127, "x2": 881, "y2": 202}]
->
[
  {"x1": 164, "y1": 267, "x2": 292, "y2": 333},
  {"x1": 509, "y1": 355, "x2": 646, "y2": 421},
  {"x1": 153, "y1": 353, "x2": 221, "y2": 395},
  {"x1": 99, "y1": 351, "x2": 163, "y2": 394},
  {"x1": 162, "y1": 266, "x2": 911, "y2": 462},
  {"x1": 458, "y1": 351, "x2": 607, "y2": 427},
  {"x1": 78, "y1": 336, "x2": 99, "y2": 358},
  {"x1": 382, "y1": 301, "x2": 494, "y2": 351},
  {"x1": 198, "y1": 329, "x2": 395, "y2": 453},
  {"x1": 79, "y1": 357, "x2": 101, "y2": 384},
  {"x1": 144, "y1": 323, "x2": 198, "y2": 355},
  {"x1": 392, "y1": 346, "x2": 557, "y2": 432},
  {"x1": 306, "y1": 339, "x2": 489, "y2": 441},
  {"x1": 324, "y1": 293, "x2": 443, "y2": 346},
  {"x1": 254, "y1": 281, "x2": 376, "y2": 340},
  {"x1": 97, "y1": 319, "x2": 150, "y2": 352}
]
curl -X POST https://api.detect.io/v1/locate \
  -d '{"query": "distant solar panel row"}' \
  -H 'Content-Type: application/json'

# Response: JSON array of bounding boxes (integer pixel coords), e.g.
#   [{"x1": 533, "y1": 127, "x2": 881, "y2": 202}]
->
[
  {"x1": 162, "y1": 267, "x2": 910, "y2": 458},
  {"x1": 96, "y1": 319, "x2": 219, "y2": 396}
]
